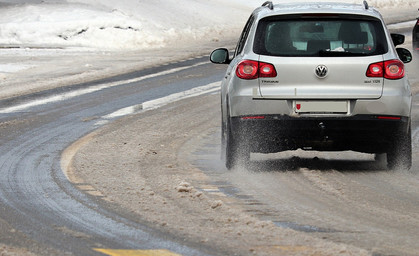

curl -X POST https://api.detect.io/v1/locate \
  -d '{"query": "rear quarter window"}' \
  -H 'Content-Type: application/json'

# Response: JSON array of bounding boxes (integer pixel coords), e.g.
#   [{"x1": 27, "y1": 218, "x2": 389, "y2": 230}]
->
[
  {"x1": 414, "y1": 23, "x2": 419, "y2": 40},
  {"x1": 254, "y1": 15, "x2": 388, "y2": 57},
  {"x1": 235, "y1": 15, "x2": 256, "y2": 57}
]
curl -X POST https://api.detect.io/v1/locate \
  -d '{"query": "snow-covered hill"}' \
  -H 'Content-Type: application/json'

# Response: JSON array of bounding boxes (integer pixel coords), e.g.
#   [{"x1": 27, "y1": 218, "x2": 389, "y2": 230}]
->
[{"x1": 0, "y1": 0, "x2": 417, "y2": 50}]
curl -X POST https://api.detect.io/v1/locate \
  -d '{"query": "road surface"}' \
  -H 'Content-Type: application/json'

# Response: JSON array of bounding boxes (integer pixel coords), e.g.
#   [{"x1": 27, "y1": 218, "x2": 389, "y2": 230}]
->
[{"x1": 0, "y1": 21, "x2": 418, "y2": 256}]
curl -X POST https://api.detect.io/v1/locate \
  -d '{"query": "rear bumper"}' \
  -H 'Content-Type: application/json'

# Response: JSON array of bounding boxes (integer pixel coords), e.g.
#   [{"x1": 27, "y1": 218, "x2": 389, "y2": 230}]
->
[{"x1": 230, "y1": 114, "x2": 410, "y2": 153}]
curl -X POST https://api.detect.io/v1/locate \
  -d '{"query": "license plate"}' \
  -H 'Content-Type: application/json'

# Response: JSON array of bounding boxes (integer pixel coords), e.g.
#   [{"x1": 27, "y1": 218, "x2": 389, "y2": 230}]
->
[{"x1": 294, "y1": 101, "x2": 348, "y2": 113}]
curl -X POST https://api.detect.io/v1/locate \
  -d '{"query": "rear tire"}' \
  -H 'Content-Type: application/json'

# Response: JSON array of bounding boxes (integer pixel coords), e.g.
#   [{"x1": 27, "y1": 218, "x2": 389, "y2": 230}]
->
[
  {"x1": 224, "y1": 119, "x2": 250, "y2": 170},
  {"x1": 225, "y1": 127, "x2": 237, "y2": 170},
  {"x1": 387, "y1": 126, "x2": 412, "y2": 170}
]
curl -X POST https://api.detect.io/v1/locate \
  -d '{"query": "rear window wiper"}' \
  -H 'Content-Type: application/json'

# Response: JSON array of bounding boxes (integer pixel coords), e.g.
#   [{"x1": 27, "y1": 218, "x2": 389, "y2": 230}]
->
[{"x1": 318, "y1": 50, "x2": 368, "y2": 57}]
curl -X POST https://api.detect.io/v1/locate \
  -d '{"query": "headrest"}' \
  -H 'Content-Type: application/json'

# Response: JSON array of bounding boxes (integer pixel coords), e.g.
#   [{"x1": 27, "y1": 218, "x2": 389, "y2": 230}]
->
[{"x1": 339, "y1": 22, "x2": 368, "y2": 44}]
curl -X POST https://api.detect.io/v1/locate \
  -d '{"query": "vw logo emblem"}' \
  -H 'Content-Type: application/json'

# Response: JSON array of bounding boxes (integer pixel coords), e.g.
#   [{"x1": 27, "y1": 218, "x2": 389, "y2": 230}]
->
[{"x1": 315, "y1": 65, "x2": 328, "y2": 78}]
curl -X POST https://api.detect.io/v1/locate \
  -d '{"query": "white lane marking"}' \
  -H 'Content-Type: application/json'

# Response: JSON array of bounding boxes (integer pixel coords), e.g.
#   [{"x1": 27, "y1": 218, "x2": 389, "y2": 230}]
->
[
  {"x1": 0, "y1": 61, "x2": 208, "y2": 114},
  {"x1": 101, "y1": 82, "x2": 220, "y2": 120}
]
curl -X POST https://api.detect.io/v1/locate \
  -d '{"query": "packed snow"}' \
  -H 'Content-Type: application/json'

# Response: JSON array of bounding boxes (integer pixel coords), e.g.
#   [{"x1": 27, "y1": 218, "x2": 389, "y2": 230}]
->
[{"x1": 0, "y1": 0, "x2": 417, "y2": 51}]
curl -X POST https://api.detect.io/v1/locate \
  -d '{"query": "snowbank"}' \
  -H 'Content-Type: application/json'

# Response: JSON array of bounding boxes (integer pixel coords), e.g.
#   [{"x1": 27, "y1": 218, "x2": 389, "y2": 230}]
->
[
  {"x1": 0, "y1": 0, "x2": 417, "y2": 51},
  {"x1": 0, "y1": 0, "x2": 255, "y2": 50}
]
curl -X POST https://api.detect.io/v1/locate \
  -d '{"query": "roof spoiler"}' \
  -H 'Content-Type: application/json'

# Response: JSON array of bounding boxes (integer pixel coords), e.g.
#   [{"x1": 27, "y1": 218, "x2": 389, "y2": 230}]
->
[
  {"x1": 262, "y1": 1, "x2": 274, "y2": 10},
  {"x1": 262, "y1": 1, "x2": 370, "y2": 11}
]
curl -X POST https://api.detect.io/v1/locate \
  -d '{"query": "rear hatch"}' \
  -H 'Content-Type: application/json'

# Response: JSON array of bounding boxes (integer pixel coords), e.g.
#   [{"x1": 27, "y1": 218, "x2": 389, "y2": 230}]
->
[
  {"x1": 253, "y1": 14, "x2": 388, "y2": 100},
  {"x1": 258, "y1": 55, "x2": 384, "y2": 99}
]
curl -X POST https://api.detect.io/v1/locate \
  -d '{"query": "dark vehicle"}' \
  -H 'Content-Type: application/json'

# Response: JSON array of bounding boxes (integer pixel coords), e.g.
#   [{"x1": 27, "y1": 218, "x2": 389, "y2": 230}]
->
[{"x1": 413, "y1": 9, "x2": 419, "y2": 52}]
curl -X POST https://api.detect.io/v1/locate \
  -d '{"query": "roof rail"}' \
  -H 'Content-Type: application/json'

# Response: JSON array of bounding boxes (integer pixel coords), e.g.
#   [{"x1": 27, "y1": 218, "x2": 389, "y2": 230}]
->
[
  {"x1": 363, "y1": 0, "x2": 369, "y2": 10},
  {"x1": 262, "y1": 1, "x2": 274, "y2": 10}
]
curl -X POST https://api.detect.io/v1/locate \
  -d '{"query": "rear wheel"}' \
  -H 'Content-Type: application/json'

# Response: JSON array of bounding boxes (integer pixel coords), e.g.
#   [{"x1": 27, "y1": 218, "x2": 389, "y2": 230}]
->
[
  {"x1": 224, "y1": 119, "x2": 250, "y2": 170},
  {"x1": 387, "y1": 126, "x2": 412, "y2": 170}
]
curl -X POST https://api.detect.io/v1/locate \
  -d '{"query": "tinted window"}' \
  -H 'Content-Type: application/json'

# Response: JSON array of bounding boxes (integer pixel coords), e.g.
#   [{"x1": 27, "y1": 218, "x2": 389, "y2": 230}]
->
[
  {"x1": 235, "y1": 15, "x2": 255, "y2": 56},
  {"x1": 254, "y1": 15, "x2": 388, "y2": 57}
]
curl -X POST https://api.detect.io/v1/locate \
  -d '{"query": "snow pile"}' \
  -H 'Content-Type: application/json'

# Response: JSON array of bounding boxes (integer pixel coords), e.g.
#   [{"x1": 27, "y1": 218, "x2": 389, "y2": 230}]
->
[
  {"x1": 0, "y1": 4, "x2": 162, "y2": 50},
  {"x1": 0, "y1": 0, "x2": 256, "y2": 50},
  {"x1": 367, "y1": 0, "x2": 417, "y2": 8},
  {"x1": 0, "y1": 0, "x2": 417, "y2": 51}
]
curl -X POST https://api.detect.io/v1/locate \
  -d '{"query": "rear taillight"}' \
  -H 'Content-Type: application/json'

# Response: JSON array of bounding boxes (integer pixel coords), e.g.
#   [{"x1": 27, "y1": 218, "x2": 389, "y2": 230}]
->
[
  {"x1": 366, "y1": 62, "x2": 383, "y2": 77},
  {"x1": 236, "y1": 60, "x2": 277, "y2": 80},
  {"x1": 366, "y1": 60, "x2": 405, "y2": 80},
  {"x1": 259, "y1": 62, "x2": 277, "y2": 77},
  {"x1": 236, "y1": 60, "x2": 258, "y2": 80},
  {"x1": 384, "y1": 60, "x2": 404, "y2": 79}
]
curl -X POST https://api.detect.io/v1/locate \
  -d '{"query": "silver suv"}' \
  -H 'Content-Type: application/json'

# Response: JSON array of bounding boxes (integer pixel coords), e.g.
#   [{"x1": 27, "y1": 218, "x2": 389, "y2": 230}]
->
[{"x1": 210, "y1": 1, "x2": 413, "y2": 170}]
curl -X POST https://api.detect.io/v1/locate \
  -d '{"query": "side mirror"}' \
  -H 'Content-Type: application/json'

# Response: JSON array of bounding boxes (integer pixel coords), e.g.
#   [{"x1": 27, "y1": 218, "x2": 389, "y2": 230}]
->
[
  {"x1": 210, "y1": 48, "x2": 230, "y2": 64},
  {"x1": 396, "y1": 48, "x2": 412, "y2": 63},
  {"x1": 391, "y1": 33, "x2": 405, "y2": 46}
]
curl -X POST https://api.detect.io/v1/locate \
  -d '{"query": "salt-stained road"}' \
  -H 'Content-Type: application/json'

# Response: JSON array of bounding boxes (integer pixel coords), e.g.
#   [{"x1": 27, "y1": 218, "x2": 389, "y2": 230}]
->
[
  {"x1": 0, "y1": 57, "x2": 225, "y2": 256},
  {"x1": 72, "y1": 27, "x2": 419, "y2": 256},
  {"x1": 0, "y1": 12, "x2": 418, "y2": 256}
]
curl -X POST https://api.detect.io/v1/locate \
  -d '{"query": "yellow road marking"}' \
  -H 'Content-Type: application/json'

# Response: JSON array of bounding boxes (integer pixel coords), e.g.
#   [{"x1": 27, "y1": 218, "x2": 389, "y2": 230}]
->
[{"x1": 94, "y1": 249, "x2": 182, "y2": 256}]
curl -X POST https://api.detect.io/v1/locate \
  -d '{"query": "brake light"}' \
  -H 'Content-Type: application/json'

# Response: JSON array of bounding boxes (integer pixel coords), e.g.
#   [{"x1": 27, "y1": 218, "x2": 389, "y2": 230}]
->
[
  {"x1": 301, "y1": 14, "x2": 339, "y2": 18},
  {"x1": 236, "y1": 60, "x2": 258, "y2": 79},
  {"x1": 259, "y1": 63, "x2": 277, "y2": 77},
  {"x1": 366, "y1": 62, "x2": 383, "y2": 77},
  {"x1": 384, "y1": 60, "x2": 404, "y2": 79},
  {"x1": 366, "y1": 60, "x2": 404, "y2": 80},
  {"x1": 236, "y1": 60, "x2": 277, "y2": 80}
]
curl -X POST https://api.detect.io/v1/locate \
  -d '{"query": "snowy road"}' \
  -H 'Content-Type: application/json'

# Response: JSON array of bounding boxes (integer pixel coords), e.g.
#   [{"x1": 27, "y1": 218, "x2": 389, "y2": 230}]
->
[
  {"x1": 0, "y1": 1, "x2": 418, "y2": 254},
  {"x1": 184, "y1": 46, "x2": 419, "y2": 255},
  {"x1": 0, "y1": 57, "x2": 224, "y2": 255},
  {"x1": 70, "y1": 53, "x2": 419, "y2": 255},
  {"x1": 70, "y1": 27, "x2": 419, "y2": 256}
]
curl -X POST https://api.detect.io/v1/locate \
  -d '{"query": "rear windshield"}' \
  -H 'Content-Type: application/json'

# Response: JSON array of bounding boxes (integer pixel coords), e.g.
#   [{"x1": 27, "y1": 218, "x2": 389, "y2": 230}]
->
[{"x1": 254, "y1": 15, "x2": 388, "y2": 57}]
